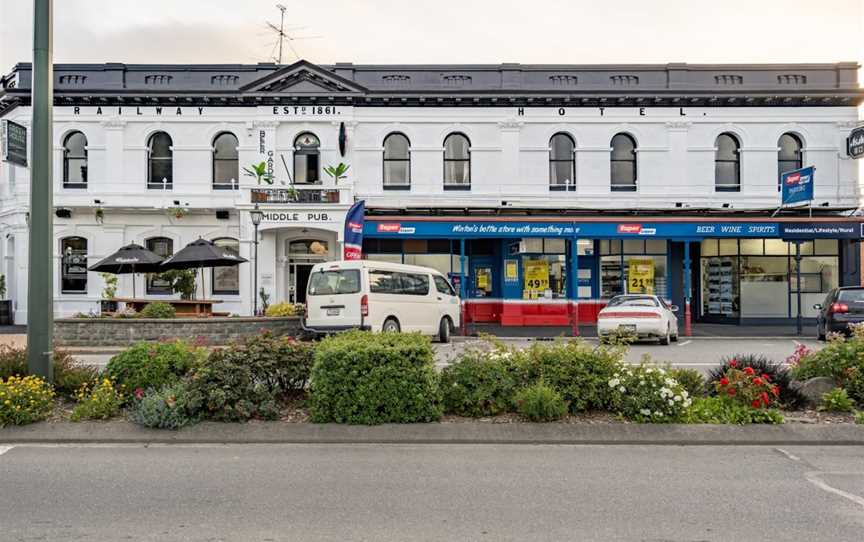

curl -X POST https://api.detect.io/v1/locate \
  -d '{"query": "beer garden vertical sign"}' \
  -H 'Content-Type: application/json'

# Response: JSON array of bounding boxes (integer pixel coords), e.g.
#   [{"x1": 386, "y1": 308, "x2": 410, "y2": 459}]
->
[{"x1": 1, "y1": 120, "x2": 28, "y2": 167}]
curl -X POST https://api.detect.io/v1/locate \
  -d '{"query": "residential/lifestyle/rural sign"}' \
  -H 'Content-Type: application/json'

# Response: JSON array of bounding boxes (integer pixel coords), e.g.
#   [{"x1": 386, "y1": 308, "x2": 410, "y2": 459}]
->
[{"x1": 1, "y1": 120, "x2": 27, "y2": 167}]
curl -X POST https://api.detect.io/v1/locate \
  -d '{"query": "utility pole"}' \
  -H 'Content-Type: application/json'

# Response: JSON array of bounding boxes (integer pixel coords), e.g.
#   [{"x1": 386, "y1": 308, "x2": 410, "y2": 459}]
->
[
  {"x1": 28, "y1": 0, "x2": 54, "y2": 380},
  {"x1": 269, "y1": 4, "x2": 288, "y2": 64}
]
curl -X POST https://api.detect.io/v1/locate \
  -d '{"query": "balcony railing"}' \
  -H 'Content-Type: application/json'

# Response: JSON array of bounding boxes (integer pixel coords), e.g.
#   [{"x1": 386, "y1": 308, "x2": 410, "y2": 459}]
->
[{"x1": 247, "y1": 182, "x2": 353, "y2": 205}]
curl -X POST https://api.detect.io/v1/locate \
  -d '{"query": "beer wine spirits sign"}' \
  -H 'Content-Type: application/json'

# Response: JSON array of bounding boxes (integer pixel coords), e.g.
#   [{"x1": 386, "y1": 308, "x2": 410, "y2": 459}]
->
[{"x1": 1, "y1": 120, "x2": 27, "y2": 167}]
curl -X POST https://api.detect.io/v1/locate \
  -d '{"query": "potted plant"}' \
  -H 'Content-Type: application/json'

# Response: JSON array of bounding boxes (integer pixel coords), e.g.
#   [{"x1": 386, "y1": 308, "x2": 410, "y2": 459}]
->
[
  {"x1": 162, "y1": 269, "x2": 197, "y2": 300},
  {"x1": 94, "y1": 206, "x2": 104, "y2": 224},
  {"x1": 166, "y1": 206, "x2": 189, "y2": 220},
  {"x1": 324, "y1": 163, "x2": 350, "y2": 184},
  {"x1": 0, "y1": 274, "x2": 10, "y2": 325},
  {"x1": 243, "y1": 161, "x2": 274, "y2": 185},
  {"x1": 99, "y1": 272, "x2": 119, "y2": 314}
]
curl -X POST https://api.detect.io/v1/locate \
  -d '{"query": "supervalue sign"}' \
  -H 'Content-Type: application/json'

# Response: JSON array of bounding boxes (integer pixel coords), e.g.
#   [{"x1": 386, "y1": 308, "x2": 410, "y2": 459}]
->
[
  {"x1": 848, "y1": 126, "x2": 864, "y2": 159},
  {"x1": 781, "y1": 166, "x2": 815, "y2": 205}
]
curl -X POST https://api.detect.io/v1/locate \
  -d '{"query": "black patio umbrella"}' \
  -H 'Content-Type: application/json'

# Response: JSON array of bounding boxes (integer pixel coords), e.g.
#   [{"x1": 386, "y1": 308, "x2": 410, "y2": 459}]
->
[
  {"x1": 88, "y1": 243, "x2": 164, "y2": 298},
  {"x1": 160, "y1": 238, "x2": 248, "y2": 299}
]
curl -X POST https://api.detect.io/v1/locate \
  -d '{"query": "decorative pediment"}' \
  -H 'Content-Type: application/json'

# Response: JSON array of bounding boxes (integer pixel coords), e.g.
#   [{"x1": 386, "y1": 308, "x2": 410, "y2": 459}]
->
[{"x1": 240, "y1": 60, "x2": 367, "y2": 95}]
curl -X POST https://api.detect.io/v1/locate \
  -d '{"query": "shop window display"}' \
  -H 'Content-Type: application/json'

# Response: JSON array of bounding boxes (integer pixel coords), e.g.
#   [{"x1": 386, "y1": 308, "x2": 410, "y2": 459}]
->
[{"x1": 601, "y1": 240, "x2": 667, "y2": 298}]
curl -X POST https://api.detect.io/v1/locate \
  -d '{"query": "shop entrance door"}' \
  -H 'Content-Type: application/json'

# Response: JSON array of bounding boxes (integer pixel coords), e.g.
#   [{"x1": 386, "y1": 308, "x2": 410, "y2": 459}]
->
[
  {"x1": 470, "y1": 257, "x2": 499, "y2": 322},
  {"x1": 291, "y1": 263, "x2": 314, "y2": 304}
]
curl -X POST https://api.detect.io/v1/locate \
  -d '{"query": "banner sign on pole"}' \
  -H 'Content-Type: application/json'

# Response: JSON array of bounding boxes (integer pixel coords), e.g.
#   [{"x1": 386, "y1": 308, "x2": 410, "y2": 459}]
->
[
  {"x1": 342, "y1": 200, "x2": 364, "y2": 260},
  {"x1": 1, "y1": 120, "x2": 27, "y2": 167},
  {"x1": 848, "y1": 126, "x2": 864, "y2": 159},
  {"x1": 780, "y1": 166, "x2": 814, "y2": 205}
]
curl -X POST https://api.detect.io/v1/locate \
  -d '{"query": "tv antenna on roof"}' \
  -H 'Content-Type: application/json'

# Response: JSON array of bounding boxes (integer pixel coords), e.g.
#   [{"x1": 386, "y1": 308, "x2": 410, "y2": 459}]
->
[{"x1": 265, "y1": 4, "x2": 322, "y2": 64}]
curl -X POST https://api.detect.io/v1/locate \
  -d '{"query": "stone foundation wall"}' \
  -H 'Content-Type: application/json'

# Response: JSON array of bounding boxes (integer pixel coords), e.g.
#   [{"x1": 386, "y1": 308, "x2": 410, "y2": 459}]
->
[{"x1": 54, "y1": 317, "x2": 303, "y2": 347}]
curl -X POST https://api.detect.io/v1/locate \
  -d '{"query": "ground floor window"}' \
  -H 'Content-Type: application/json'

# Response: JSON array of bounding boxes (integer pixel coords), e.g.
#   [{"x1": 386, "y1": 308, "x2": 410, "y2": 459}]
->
[
  {"x1": 146, "y1": 237, "x2": 173, "y2": 295},
  {"x1": 212, "y1": 237, "x2": 240, "y2": 295},
  {"x1": 60, "y1": 237, "x2": 88, "y2": 294},
  {"x1": 600, "y1": 240, "x2": 667, "y2": 298}
]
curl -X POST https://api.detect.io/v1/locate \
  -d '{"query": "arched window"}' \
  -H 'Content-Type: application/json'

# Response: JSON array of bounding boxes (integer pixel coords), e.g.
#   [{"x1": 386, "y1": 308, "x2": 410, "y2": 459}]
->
[
  {"x1": 715, "y1": 133, "x2": 741, "y2": 192},
  {"x1": 212, "y1": 132, "x2": 239, "y2": 190},
  {"x1": 610, "y1": 133, "x2": 637, "y2": 191},
  {"x1": 60, "y1": 236, "x2": 88, "y2": 294},
  {"x1": 383, "y1": 132, "x2": 411, "y2": 189},
  {"x1": 145, "y1": 237, "x2": 173, "y2": 295},
  {"x1": 293, "y1": 132, "x2": 320, "y2": 184},
  {"x1": 147, "y1": 132, "x2": 173, "y2": 190},
  {"x1": 63, "y1": 131, "x2": 88, "y2": 189},
  {"x1": 778, "y1": 133, "x2": 803, "y2": 190},
  {"x1": 443, "y1": 133, "x2": 470, "y2": 189},
  {"x1": 212, "y1": 238, "x2": 240, "y2": 295},
  {"x1": 549, "y1": 133, "x2": 575, "y2": 191}
]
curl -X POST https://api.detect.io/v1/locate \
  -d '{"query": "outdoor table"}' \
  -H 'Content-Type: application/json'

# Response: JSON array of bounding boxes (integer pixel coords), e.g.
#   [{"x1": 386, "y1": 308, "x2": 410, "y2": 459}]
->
[{"x1": 113, "y1": 298, "x2": 223, "y2": 317}]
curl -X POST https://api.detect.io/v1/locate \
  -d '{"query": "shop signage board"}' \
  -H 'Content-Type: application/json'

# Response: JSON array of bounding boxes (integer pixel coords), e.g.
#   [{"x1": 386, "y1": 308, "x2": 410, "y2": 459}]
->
[
  {"x1": 780, "y1": 223, "x2": 864, "y2": 240},
  {"x1": 780, "y1": 166, "x2": 815, "y2": 205},
  {"x1": 628, "y1": 259, "x2": 655, "y2": 294},
  {"x1": 848, "y1": 126, "x2": 864, "y2": 159},
  {"x1": 1, "y1": 120, "x2": 27, "y2": 167}
]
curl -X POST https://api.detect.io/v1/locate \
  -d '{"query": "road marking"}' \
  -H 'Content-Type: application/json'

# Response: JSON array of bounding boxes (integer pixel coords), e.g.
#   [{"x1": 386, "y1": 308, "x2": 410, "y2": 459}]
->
[
  {"x1": 0, "y1": 446, "x2": 14, "y2": 456},
  {"x1": 775, "y1": 448, "x2": 801, "y2": 462},
  {"x1": 805, "y1": 471, "x2": 864, "y2": 510},
  {"x1": 677, "y1": 340, "x2": 692, "y2": 347}
]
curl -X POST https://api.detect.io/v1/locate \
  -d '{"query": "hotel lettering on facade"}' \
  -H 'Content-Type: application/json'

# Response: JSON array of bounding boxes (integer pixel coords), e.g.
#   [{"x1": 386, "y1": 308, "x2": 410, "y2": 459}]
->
[{"x1": 0, "y1": 60, "x2": 862, "y2": 327}]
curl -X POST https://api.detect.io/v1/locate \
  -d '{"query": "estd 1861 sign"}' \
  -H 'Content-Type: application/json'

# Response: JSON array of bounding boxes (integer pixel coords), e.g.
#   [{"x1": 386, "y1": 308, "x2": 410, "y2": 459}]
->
[{"x1": 848, "y1": 126, "x2": 864, "y2": 159}]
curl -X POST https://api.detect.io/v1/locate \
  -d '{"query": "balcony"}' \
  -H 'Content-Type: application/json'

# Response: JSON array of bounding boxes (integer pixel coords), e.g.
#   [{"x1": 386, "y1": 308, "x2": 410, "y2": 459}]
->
[{"x1": 245, "y1": 182, "x2": 354, "y2": 206}]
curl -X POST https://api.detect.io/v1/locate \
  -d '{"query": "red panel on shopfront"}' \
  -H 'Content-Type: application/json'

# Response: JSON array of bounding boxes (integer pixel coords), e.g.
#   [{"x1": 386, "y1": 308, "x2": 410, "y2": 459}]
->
[
  {"x1": 466, "y1": 301, "x2": 501, "y2": 323},
  {"x1": 469, "y1": 300, "x2": 609, "y2": 326}
]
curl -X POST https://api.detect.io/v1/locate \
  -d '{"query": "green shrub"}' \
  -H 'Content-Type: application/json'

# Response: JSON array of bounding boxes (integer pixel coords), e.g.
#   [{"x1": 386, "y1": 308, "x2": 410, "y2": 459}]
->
[
  {"x1": 130, "y1": 382, "x2": 197, "y2": 429},
  {"x1": 684, "y1": 396, "x2": 784, "y2": 425},
  {"x1": 515, "y1": 382, "x2": 568, "y2": 422},
  {"x1": 708, "y1": 354, "x2": 805, "y2": 408},
  {"x1": 793, "y1": 334, "x2": 864, "y2": 404},
  {"x1": 818, "y1": 388, "x2": 855, "y2": 412},
  {"x1": 855, "y1": 411, "x2": 864, "y2": 425},
  {"x1": 183, "y1": 332, "x2": 313, "y2": 422},
  {"x1": 523, "y1": 340, "x2": 625, "y2": 413},
  {"x1": 608, "y1": 363, "x2": 691, "y2": 423},
  {"x1": 668, "y1": 368, "x2": 707, "y2": 398},
  {"x1": 0, "y1": 375, "x2": 55, "y2": 426},
  {"x1": 106, "y1": 340, "x2": 204, "y2": 396},
  {"x1": 138, "y1": 302, "x2": 176, "y2": 319},
  {"x1": 309, "y1": 331, "x2": 442, "y2": 424},
  {"x1": 53, "y1": 353, "x2": 101, "y2": 398},
  {"x1": 440, "y1": 347, "x2": 526, "y2": 416},
  {"x1": 0, "y1": 345, "x2": 27, "y2": 380},
  {"x1": 71, "y1": 378, "x2": 124, "y2": 421}
]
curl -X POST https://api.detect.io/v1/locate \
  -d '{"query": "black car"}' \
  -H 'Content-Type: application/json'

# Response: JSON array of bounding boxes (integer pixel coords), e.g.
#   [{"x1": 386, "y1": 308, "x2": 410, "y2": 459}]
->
[{"x1": 814, "y1": 287, "x2": 864, "y2": 340}]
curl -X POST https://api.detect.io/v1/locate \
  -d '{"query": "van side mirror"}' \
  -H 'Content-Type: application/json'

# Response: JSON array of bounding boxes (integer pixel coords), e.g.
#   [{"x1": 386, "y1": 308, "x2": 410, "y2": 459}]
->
[
  {"x1": 669, "y1": 305, "x2": 679, "y2": 313},
  {"x1": 812, "y1": 304, "x2": 822, "y2": 310}
]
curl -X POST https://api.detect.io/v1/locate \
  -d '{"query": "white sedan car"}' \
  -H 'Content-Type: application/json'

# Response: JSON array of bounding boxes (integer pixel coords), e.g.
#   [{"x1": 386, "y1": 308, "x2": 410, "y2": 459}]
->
[{"x1": 597, "y1": 294, "x2": 679, "y2": 345}]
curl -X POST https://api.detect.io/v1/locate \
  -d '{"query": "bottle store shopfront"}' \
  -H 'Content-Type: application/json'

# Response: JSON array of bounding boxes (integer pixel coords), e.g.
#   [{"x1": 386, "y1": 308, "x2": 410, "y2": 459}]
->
[{"x1": 362, "y1": 216, "x2": 863, "y2": 328}]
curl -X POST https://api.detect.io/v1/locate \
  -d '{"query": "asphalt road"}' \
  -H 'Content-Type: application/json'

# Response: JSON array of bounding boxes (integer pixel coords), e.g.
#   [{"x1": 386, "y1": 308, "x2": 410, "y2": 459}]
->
[
  {"x1": 1, "y1": 443, "x2": 862, "y2": 541},
  {"x1": 73, "y1": 337, "x2": 820, "y2": 374}
]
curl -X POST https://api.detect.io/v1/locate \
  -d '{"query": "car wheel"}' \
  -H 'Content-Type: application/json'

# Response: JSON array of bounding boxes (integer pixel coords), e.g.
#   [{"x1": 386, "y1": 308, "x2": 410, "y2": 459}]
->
[
  {"x1": 671, "y1": 332, "x2": 679, "y2": 343},
  {"x1": 382, "y1": 317, "x2": 401, "y2": 333},
  {"x1": 438, "y1": 317, "x2": 451, "y2": 343},
  {"x1": 659, "y1": 325, "x2": 670, "y2": 345}
]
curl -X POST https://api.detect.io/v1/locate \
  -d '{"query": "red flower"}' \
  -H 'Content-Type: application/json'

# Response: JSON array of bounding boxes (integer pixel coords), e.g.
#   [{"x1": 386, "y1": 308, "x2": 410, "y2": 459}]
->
[
  {"x1": 760, "y1": 392, "x2": 770, "y2": 405},
  {"x1": 744, "y1": 367, "x2": 755, "y2": 376},
  {"x1": 771, "y1": 385, "x2": 780, "y2": 397},
  {"x1": 751, "y1": 399, "x2": 762, "y2": 408},
  {"x1": 719, "y1": 377, "x2": 729, "y2": 386},
  {"x1": 727, "y1": 387, "x2": 737, "y2": 396},
  {"x1": 752, "y1": 377, "x2": 763, "y2": 386},
  {"x1": 729, "y1": 359, "x2": 738, "y2": 368},
  {"x1": 761, "y1": 374, "x2": 771, "y2": 382},
  {"x1": 134, "y1": 388, "x2": 145, "y2": 400}
]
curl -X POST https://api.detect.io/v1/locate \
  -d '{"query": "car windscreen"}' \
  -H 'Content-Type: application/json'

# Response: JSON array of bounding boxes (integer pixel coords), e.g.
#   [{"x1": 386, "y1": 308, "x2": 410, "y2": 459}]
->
[
  {"x1": 837, "y1": 290, "x2": 864, "y2": 303},
  {"x1": 308, "y1": 269, "x2": 361, "y2": 296},
  {"x1": 607, "y1": 296, "x2": 658, "y2": 308}
]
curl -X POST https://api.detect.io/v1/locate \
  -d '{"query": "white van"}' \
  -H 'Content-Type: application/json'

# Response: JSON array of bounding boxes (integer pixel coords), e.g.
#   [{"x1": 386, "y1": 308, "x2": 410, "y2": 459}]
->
[{"x1": 303, "y1": 260, "x2": 461, "y2": 342}]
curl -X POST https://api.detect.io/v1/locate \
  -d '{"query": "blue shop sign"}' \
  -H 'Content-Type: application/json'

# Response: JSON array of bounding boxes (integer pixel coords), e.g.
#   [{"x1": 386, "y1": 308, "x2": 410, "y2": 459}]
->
[
  {"x1": 780, "y1": 166, "x2": 815, "y2": 205},
  {"x1": 367, "y1": 220, "x2": 781, "y2": 239},
  {"x1": 780, "y1": 223, "x2": 864, "y2": 240}
]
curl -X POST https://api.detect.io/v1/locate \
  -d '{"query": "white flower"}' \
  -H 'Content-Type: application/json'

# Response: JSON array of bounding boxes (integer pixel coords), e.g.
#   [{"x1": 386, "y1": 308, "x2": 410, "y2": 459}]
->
[
  {"x1": 613, "y1": 373, "x2": 620, "y2": 378},
  {"x1": 639, "y1": 380, "x2": 646, "y2": 386},
  {"x1": 640, "y1": 408, "x2": 651, "y2": 416},
  {"x1": 683, "y1": 399, "x2": 692, "y2": 407},
  {"x1": 655, "y1": 411, "x2": 664, "y2": 417},
  {"x1": 674, "y1": 395, "x2": 682, "y2": 402},
  {"x1": 619, "y1": 386, "x2": 626, "y2": 393},
  {"x1": 682, "y1": 390, "x2": 689, "y2": 399},
  {"x1": 668, "y1": 400, "x2": 675, "y2": 407},
  {"x1": 608, "y1": 378, "x2": 620, "y2": 388},
  {"x1": 665, "y1": 378, "x2": 676, "y2": 387}
]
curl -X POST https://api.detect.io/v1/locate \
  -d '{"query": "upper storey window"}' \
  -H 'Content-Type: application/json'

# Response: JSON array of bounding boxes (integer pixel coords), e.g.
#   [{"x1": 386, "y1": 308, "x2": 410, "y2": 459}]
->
[
  {"x1": 293, "y1": 132, "x2": 320, "y2": 184},
  {"x1": 778, "y1": 133, "x2": 803, "y2": 190},
  {"x1": 610, "y1": 133, "x2": 637, "y2": 192},
  {"x1": 715, "y1": 133, "x2": 741, "y2": 192},
  {"x1": 63, "y1": 131, "x2": 88, "y2": 189},
  {"x1": 549, "y1": 133, "x2": 575, "y2": 191},
  {"x1": 443, "y1": 133, "x2": 470, "y2": 190},
  {"x1": 383, "y1": 133, "x2": 411, "y2": 189},
  {"x1": 147, "y1": 132, "x2": 173, "y2": 190},
  {"x1": 212, "y1": 132, "x2": 239, "y2": 190}
]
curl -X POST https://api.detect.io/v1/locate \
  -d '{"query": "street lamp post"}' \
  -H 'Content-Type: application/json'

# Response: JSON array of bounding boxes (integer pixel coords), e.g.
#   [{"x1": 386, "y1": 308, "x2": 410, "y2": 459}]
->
[{"x1": 250, "y1": 204, "x2": 263, "y2": 316}]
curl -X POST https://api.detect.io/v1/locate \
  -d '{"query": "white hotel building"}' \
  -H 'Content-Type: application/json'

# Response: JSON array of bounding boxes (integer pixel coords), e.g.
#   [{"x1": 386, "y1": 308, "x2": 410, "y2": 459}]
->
[{"x1": 0, "y1": 60, "x2": 862, "y2": 329}]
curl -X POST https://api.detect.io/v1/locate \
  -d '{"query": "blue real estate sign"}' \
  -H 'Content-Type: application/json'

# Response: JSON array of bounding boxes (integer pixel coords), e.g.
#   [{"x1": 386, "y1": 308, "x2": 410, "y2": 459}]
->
[{"x1": 780, "y1": 166, "x2": 814, "y2": 205}]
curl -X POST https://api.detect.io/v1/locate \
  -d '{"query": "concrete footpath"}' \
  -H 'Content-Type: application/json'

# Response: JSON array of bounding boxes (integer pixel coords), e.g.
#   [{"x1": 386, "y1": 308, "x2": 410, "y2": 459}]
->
[{"x1": 2, "y1": 420, "x2": 863, "y2": 446}]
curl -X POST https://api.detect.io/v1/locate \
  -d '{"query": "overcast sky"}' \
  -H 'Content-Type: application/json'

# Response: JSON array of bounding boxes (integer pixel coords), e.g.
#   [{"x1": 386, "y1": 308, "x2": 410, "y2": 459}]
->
[{"x1": 1, "y1": 0, "x2": 862, "y2": 71}]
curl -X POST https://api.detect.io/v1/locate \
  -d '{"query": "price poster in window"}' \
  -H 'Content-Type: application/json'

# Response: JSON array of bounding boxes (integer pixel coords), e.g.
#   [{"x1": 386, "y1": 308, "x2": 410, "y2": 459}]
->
[
  {"x1": 628, "y1": 259, "x2": 655, "y2": 294},
  {"x1": 523, "y1": 259, "x2": 550, "y2": 299}
]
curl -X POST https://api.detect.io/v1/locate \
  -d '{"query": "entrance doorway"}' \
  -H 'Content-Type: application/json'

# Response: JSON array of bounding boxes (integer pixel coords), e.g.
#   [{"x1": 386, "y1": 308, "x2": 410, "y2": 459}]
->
[{"x1": 286, "y1": 239, "x2": 330, "y2": 304}]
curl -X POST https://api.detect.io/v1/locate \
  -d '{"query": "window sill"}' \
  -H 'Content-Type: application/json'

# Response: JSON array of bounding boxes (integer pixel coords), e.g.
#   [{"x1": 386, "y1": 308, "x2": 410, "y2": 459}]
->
[
  {"x1": 212, "y1": 184, "x2": 239, "y2": 191},
  {"x1": 443, "y1": 184, "x2": 471, "y2": 191},
  {"x1": 62, "y1": 183, "x2": 88, "y2": 190},
  {"x1": 212, "y1": 291, "x2": 240, "y2": 296},
  {"x1": 611, "y1": 186, "x2": 637, "y2": 192},
  {"x1": 549, "y1": 185, "x2": 576, "y2": 192},
  {"x1": 715, "y1": 186, "x2": 741, "y2": 193},
  {"x1": 383, "y1": 185, "x2": 411, "y2": 191},
  {"x1": 147, "y1": 185, "x2": 173, "y2": 191}
]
